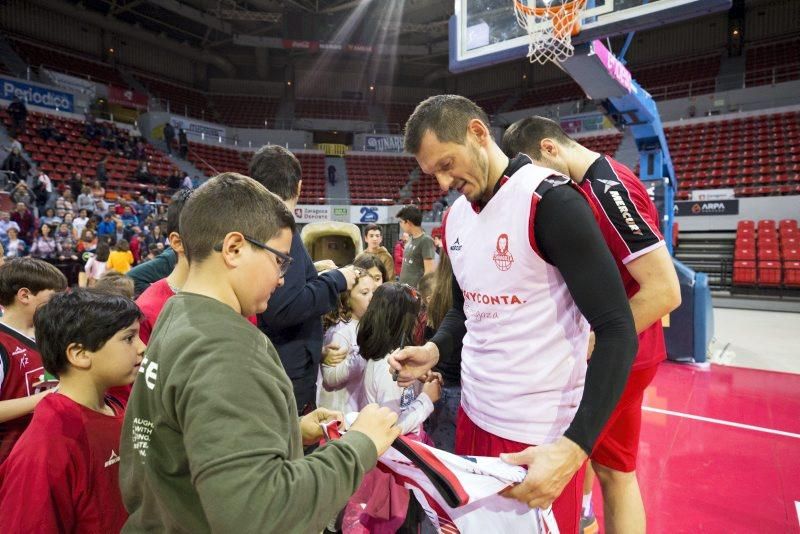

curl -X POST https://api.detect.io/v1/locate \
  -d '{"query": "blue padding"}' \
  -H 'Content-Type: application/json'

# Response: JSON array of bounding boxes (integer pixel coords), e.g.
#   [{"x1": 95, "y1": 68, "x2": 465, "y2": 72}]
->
[{"x1": 665, "y1": 259, "x2": 713, "y2": 363}]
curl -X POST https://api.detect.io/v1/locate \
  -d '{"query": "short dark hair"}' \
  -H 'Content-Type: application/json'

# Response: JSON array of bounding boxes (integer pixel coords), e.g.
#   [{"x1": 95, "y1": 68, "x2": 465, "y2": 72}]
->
[
  {"x1": 248, "y1": 145, "x2": 302, "y2": 201},
  {"x1": 397, "y1": 205, "x2": 423, "y2": 227},
  {"x1": 354, "y1": 252, "x2": 387, "y2": 283},
  {"x1": 357, "y1": 283, "x2": 420, "y2": 361},
  {"x1": 94, "y1": 242, "x2": 111, "y2": 262},
  {"x1": 180, "y1": 172, "x2": 296, "y2": 264},
  {"x1": 166, "y1": 189, "x2": 192, "y2": 235},
  {"x1": 502, "y1": 116, "x2": 574, "y2": 160},
  {"x1": 0, "y1": 258, "x2": 67, "y2": 307},
  {"x1": 34, "y1": 289, "x2": 141, "y2": 377},
  {"x1": 363, "y1": 223, "x2": 381, "y2": 237},
  {"x1": 404, "y1": 95, "x2": 490, "y2": 154}
]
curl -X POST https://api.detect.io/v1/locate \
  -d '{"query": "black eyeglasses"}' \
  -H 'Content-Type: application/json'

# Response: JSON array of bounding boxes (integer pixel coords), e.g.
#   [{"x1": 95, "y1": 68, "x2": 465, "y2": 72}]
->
[{"x1": 213, "y1": 234, "x2": 293, "y2": 277}]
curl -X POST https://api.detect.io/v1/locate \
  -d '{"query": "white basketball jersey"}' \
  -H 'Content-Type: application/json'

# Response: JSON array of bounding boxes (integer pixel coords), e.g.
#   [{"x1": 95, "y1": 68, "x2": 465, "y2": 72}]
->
[{"x1": 445, "y1": 163, "x2": 590, "y2": 445}]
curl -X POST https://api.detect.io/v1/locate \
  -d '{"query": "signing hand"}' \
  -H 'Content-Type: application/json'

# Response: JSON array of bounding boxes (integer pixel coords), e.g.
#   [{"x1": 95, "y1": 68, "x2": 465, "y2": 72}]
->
[
  {"x1": 387, "y1": 341, "x2": 439, "y2": 387},
  {"x1": 500, "y1": 437, "x2": 588, "y2": 509},
  {"x1": 314, "y1": 259, "x2": 338, "y2": 273},
  {"x1": 300, "y1": 407, "x2": 344, "y2": 446}
]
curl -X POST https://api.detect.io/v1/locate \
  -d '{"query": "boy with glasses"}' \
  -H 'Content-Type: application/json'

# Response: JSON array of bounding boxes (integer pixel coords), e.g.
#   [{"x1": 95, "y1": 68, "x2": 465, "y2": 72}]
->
[{"x1": 120, "y1": 172, "x2": 401, "y2": 532}]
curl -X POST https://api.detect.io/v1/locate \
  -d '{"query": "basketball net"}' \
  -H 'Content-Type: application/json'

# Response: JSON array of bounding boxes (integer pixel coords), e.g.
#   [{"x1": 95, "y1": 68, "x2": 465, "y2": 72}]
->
[{"x1": 514, "y1": 0, "x2": 588, "y2": 65}]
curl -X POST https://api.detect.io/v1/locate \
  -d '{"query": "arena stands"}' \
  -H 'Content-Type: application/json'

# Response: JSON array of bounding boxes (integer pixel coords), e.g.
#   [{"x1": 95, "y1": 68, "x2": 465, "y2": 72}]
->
[
  {"x1": 346, "y1": 154, "x2": 418, "y2": 205},
  {"x1": 133, "y1": 74, "x2": 211, "y2": 119},
  {"x1": 668, "y1": 110, "x2": 800, "y2": 200},
  {"x1": 745, "y1": 37, "x2": 800, "y2": 87},
  {"x1": 630, "y1": 54, "x2": 721, "y2": 100},
  {"x1": 209, "y1": 94, "x2": 280, "y2": 128},
  {"x1": 733, "y1": 219, "x2": 800, "y2": 289},
  {"x1": 10, "y1": 37, "x2": 128, "y2": 86},
  {"x1": 294, "y1": 99, "x2": 370, "y2": 121}
]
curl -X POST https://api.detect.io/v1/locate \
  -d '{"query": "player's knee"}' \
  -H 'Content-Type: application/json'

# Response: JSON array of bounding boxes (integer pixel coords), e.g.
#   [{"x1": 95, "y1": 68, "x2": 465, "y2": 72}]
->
[{"x1": 592, "y1": 462, "x2": 636, "y2": 487}]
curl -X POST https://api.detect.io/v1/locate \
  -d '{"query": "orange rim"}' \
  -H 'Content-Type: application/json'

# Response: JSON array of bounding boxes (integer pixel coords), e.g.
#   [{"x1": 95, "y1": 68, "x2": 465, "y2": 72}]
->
[{"x1": 514, "y1": 0, "x2": 587, "y2": 38}]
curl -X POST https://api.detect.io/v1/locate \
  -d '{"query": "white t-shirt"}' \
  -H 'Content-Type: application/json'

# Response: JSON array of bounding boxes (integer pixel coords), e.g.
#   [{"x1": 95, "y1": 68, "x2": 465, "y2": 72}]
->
[
  {"x1": 363, "y1": 356, "x2": 433, "y2": 436},
  {"x1": 84, "y1": 256, "x2": 108, "y2": 281},
  {"x1": 318, "y1": 320, "x2": 366, "y2": 414}
]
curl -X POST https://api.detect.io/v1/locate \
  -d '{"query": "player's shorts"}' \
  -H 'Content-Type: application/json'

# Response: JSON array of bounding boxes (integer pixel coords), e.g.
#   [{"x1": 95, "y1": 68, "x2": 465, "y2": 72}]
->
[
  {"x1": 590, "y1": 364, "x2": 660, "y2": 473},
  {"x1": 455, "y1": 407, "x2": 586, "y2": 534}
]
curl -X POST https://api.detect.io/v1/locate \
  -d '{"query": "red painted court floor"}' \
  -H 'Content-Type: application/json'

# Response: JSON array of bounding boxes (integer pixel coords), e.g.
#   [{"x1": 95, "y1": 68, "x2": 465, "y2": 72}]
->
[{"x1": 592, "y1": 362, "x2": 800, "y2": 534}]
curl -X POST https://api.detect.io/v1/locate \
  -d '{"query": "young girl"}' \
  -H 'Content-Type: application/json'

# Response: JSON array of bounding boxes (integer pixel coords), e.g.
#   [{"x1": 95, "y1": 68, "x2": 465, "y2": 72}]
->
[
  {"x1": 352, "y1": 252, "x2": 387, "y2": 285},
  {"x1": 358, "y1": 282, "x2": 441, "y2": 438},
  {"x1": 319, "y1": 265, "x2": 378, "y2": 414},
  {"x1": 107, "y1": 239, "x2": 134, "y2": 274},
  {"x1": 84, "y1": 242, "x2": 110, "y2": 287}
]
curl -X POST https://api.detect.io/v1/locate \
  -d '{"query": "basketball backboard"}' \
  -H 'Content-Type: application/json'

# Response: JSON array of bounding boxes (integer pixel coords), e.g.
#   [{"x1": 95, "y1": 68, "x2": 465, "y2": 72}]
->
[{"x1": 450, "y1": 0, "x2": 732, "y2": 73}]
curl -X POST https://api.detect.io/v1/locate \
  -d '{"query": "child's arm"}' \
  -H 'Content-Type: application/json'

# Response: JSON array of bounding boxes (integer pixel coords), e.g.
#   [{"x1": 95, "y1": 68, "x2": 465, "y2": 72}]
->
[
  {"x1": 370, "y1": 359, "x2": 434, "y2": 435},
  {"x1": 0, "y1": 391, "x2": 52, "y2": 423},
  {"x1": 321, "y1": 351, "x2": 365, "y2": 391}
]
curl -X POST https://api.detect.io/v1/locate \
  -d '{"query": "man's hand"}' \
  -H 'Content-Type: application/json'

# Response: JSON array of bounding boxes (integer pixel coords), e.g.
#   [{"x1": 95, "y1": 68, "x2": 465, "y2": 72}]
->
[
  {"x1": 300, "y1": 407, "x2": 344, "y2": 446},
  {"x1": 322, "y1": 343, "x2": 348, "y2": 366},
  {"x1": 349, "y1": 404, "x2": 401, "y2": 456},
  {"x1": 314, "y1": 259, "x2": 338, "y2": 273},
  {"x1": 500, "y1": 437, "x2": 588, "y2": 509},
  {"x1": 387, "y1": 342, "x2": 439, "y2": 387},
  {"x1": 338, "y1": 265, "x2": 363, "y2": 290}
]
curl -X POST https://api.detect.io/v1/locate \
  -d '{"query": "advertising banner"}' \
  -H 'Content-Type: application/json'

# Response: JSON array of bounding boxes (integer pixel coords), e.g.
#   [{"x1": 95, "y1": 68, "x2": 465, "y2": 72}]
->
[
  {"x1": 109, "y1": 85, "x2": 149, "y2": 109},
  {"x1": 675, "y1": 199, "x2": 739, "y2": 217},
  {"x1": 350, "y1": 206, "x2": 389, "y2": 224},
  {"x1": 293, "y1": 205, "x2": 331, "y2": 224},
  {"x1": 689, "y1": 188, "x2": 735, "y2": 201},
  {"x1": 169, "y1": 116, "x2": 227, "y2": 139},
  {"x1": 364, "y1": 135, "x2": 404, "y2": 153},
  {"x1": 42, "y1": 69, "x2": 96, "y2": 98},
  {"x1": 0, "y1": 76, "x2": 74, "y2": 112}
]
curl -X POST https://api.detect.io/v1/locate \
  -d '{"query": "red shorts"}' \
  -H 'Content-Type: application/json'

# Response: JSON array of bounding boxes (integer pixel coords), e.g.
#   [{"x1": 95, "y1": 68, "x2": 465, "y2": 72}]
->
[
  {"x1": 590, "y1": 364, "x2": 660, "y2": 473},
  {"x1": 455, "y1": 408, "x2": 586, "y2": 534}
]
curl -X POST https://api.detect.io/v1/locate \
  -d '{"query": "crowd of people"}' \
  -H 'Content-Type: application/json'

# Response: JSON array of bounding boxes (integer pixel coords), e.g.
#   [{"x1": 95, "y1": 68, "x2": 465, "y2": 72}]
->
[{"x1": 0, "y1": 94, "x2": 681, "y2": 534}]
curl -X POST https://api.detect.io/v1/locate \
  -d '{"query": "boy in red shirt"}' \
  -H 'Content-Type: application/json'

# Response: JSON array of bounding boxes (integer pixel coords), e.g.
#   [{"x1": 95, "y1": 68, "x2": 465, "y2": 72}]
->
[
  {"x1": 0, "y1": 289, "x2": 145, "y2": 533},
  {"x1": 0, "y1": 258, "x2": 67, "y2": 463}
]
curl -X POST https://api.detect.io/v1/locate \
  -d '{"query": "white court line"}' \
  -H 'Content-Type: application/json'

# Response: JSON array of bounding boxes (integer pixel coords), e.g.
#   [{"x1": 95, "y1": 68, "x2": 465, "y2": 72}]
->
[
  {"x1": 795, "y1": 501, "x2": 800, "y2": 527},
  {"x1": 641, "y1": 406, "x2": 800, "y2": 439}
]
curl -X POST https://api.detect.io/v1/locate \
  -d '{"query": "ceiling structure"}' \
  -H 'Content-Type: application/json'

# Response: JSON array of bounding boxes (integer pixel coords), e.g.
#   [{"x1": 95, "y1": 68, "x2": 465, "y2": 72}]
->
[{"x1": 66, "y1": 0, "x2": 454, "y2": 83}]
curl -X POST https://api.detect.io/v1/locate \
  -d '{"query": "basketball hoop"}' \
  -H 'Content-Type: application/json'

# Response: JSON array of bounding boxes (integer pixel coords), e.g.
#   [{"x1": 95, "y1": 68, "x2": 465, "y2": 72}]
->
[{"x1": 514, "y1": 0, "x2": 587, "y2": 65}]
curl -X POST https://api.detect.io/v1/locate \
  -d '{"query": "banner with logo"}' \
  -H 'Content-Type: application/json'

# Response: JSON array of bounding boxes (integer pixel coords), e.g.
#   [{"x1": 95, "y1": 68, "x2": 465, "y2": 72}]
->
[
  {"x1": 0, "y1": 76, "x2": 74, "y2": 112},
  {"x1": 689, "y1": 188, "x2": 735, "y2": 201},
  {"x1": 42, "y1": 69, "x2": 96, "y2": 98},
  {"x1": 169, "y1": 116, "x2": 226, "y2": 139},
  {"x1": 350, "y1": 206, "x2": 389, "y2": 224},
  {"x1": 364, "y1": 135, "x2": 404, "y2": 153},
  {"x1": 293, "y1": 205, "x2": 331, "y2": 224},
  {"x1": 675, "y1": 199, "x2": 739, "y2": 217},
  {"x1": 331, "y1": 206, "x2": 350, "y2": 222},
  {"x1": 109, "y1": 85, "x2": 148, "y2": 109}
]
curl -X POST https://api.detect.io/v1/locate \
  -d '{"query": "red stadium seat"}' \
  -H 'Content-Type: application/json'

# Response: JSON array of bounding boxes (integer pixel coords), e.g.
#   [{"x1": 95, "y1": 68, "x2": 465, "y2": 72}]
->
[
  {"x1": 784, "y1": 261, "x2": 800, "y2": 288},
  {"x1": 733, "y1": 261, "x2": 757, "y2": 286},
  {"x1": 757, "y1": 261, "x2": 782, "y2": 286},
  {"x1": 757, "y1": 247, "x2": 780, "y2": 261},
  {"x1": 734, "y1": 247, "x2": 755, "y2": 261}
]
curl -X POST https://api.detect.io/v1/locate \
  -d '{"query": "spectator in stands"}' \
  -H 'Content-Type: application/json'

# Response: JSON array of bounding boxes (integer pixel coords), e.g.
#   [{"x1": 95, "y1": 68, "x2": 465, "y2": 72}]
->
[
  {"x1": 91, "y1": 180, "x2": 105, "y2": 199},
  {"x1": 142, "y1": 243, "x2": 159, "y2": 263},
  {"x1": 7, "y1": 97, "x2": 27, "y2": 138},
  {"x1": 1, "y1": 146, "x2": 27, "y2": 185},
  {"x1": 143, "y1": 223, "x2": 164, "y2": 250},
  {"x1": 11, "y1": 184, "x2": 33, "y2": 210},
  {"x1": 167, "y1": 171, "x2": 181, "y2": 190},
  {"x1": 163, "y1": 122, "x2": 175, "y2": 155},
  {"x1": 178, "y1": 128, "x2": 188, "y2": 158},
  {"x1": 0, "y1": 212, "x2": 20, "y2": 242},
  {"x1": 327, "y1": 164, "x2": 337, "y2": 186},
  {"x1": 57, "y1": 192, "x2": 74, "y2": 213},
  {"x1": 100, "y1": 125, "x2": 116, "y2": 151},
  {"x1": 11, "y1": 202, "x2": 34, "y2": 241},
  {"x1": 4, "y1": 137, "x2": 22, "y2": 154},
  {"x1": 363, "y1": 224, "x2": 394, "y2": 280},
  {"x1": 36, "y1": 118, "x2": 63, "y2": 142},
  {"x1": 33, "y1": 170, "x2": 52, "y2": 213},
  {"x1": 77, "y1": 229, "x2": 98, "y2": 255},
  {"x1": 113, "y1": 220, "x2": 126, "y2": 246},
  {"x1": 94, "y1": 197, "x2": 109, "y2": 218},
  {"x1": 69, "y1": 172, "x2": 84, "y2": 200},
  {"x1": 40, "y1": 208, "x2": 60, "y2": 227},
  {"x1": 97, "y1": 214, "x2": 116, "y2": 239},
  {"x1": 30, "y1": 223, "x2": 57, "y2": 261},
  {"x1": 393, "y1": 232, "x2": 408, "y2": 278},
  {"x1": 73, "y1": 209, "x2": 90, "y2": 237},
  {"x1": 5, "y1": 228, "x2": 26, "y2": 258},
  {"x1": 134, "y1": 162, "x2": 151, "y2": 184},
  {"x1": 107, "y1": 239, "x2": 134, "y2": 274},
  {"x1": 96, "y1": 157, "x2": 108, "y2": 183},
  {"x1": 76, "y1": 186, "x2": 94, "y2": 213},
  {"x1": 180, "y1": 173, "x2": 192, "y2": 190},
  {"x1": 134, "y1": 195, "x2": 152, "y2": 221},
  {"x1": 249, "y1": 144, "x2": 359, "y2": 415},
  {"x1": 396, "y1": 205, "x2": 435, "y2": 287},
  {"x1": 121, "y1": 206, "x2": 138, "y2": 227}
]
